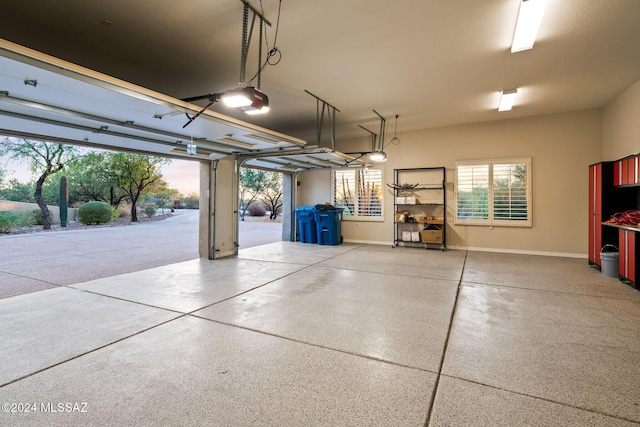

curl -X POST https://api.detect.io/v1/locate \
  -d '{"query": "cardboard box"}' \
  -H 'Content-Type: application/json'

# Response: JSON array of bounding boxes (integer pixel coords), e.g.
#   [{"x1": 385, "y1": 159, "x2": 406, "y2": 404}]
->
[
  {"x1": 411, "y1": 231, "x2": 420, "y2": 242},
  {"x1": 395, "y1": 210, "x2": 410, "y2": 223},
  {"x1": 396, "y1": 196, "x2": 406, "y2": 205},
  {"x1": 421, "y1": 229, "x2": 443, "y2": 244},
  {"x1": 405, "y1": 196, "x2": 416, "y2": 205},
  {"x1": 402, "y1": 231, "x2": 412, "y2": 241},
  {"x1": 415, "y1": 214, "x2": 427, "y2": 223},
  {"x1": 427, "y1": 218, "x2": 445, "y2": 225}
]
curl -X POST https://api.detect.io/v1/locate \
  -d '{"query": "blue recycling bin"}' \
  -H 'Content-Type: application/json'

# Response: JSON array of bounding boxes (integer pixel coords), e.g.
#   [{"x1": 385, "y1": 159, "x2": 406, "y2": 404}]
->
[
  {"x1": 295, "y1": 206, "x2": 317, "y2": 243},
  {"x1": 314, "y1": 208, "x2": 343, "y2": 245}
]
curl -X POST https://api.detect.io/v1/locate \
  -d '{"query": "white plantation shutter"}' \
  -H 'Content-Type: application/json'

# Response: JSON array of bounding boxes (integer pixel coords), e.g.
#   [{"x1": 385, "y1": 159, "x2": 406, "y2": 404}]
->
[
  {"x1": 492, "y1": 162, "x2": 529, "y2": 222},
  {"x1": 456, "y1": 164, "x2": 489, "y2": 221},
  {"x1": 333, "y1": 168, "x2": 383, "y2": 220},
  {"x1": 455, "y1": 158, "x2": 531, "y2": 227}
]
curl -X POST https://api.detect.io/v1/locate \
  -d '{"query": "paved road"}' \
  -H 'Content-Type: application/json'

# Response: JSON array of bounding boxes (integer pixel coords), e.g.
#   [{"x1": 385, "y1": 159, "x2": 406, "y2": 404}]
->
[{"x1": 0, "y1": 210, "x2": 282, "y2": 299}]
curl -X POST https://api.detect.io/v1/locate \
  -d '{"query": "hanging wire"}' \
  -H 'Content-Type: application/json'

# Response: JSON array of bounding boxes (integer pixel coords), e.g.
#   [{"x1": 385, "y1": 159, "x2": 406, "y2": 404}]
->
[
  {"x1": 246, "y1": 0, "x2": 283, "y2": 87},
  {"x1": 386, "y1": 115, "x2": 401, "y2": 147}
]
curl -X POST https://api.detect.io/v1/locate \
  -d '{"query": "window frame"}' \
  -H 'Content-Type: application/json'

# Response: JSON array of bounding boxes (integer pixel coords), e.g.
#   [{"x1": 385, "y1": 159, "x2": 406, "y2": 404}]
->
[
  {"x1": 454, "y1": 157, "x2": 532, "y2": 227},
  {"x1": 332, "y1": 167, "x2": 384, "y2": 222}
]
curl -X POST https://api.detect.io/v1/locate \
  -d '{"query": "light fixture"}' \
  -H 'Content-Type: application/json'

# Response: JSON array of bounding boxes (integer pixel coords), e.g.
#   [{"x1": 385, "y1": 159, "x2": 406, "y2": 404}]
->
[
  {"x1": 511, "y1": 0, "x2": 548, "y2": 53},
  {"x1": 240, "y1": 89, "x2": 270, "y2": 115},
  {"x1": 222, "y1": 87, "x2": 255, "y2": 108},
  {"x1": 369, "y1": 151, "x2": 387, "y2": 162},
  {"x1": 498, "y1": 89, "x2": 518, "y2": 111},
  {"x1": 187, "y1": 143, "x2": 197, "y2": 156},
  {"x1": 180, "y1": 1, "x2": 283, "y2": 127}
]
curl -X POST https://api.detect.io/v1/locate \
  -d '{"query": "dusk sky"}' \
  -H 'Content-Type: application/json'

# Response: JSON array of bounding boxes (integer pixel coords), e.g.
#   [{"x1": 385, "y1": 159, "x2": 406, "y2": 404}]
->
[{"x1": 1, "y1": 155, "x2": 201, "y2": 196}]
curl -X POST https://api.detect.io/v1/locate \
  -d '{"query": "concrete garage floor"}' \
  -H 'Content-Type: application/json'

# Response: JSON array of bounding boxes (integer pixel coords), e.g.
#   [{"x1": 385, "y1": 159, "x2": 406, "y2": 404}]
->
[
  {"x1": 1, "y1": 239, "x2": 640, "y2": 424},
  {"x1": 0, "y1": 210, "x2": 282, "y2": 299}
]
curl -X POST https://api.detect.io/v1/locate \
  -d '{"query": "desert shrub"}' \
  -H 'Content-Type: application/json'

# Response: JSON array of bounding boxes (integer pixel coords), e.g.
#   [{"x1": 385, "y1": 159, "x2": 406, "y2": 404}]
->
[
  {"x1": 247, "y1": 203, "x2": 266, "y2": 217},
  {"x1": 77, "y1": 201, "x2": 113, "y2": 225},
  {"x1": 143, "y1": 205, "x2": 157, "y2": 218},
  {"x1": 180, "y1": 193, "x2": 199, "y2": 209},
  {"x1": 31, "y1": 209, "x2": 53, "y2": 225},
  {"x1": 117, "y1": 203, "x2": 131, "y2": 218},
  {"x1": 0, "y1": 211, "x2": 34, "y2": 233}
]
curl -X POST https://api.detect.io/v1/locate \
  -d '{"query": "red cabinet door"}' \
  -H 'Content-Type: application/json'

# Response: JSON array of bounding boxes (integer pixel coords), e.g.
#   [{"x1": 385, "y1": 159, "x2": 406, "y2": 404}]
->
[
  {"x1": 626, "y1": 158, "x2": 636, "y2": 185},
  {"x1": 619, "y1": 230, "x2": 636, "y2": 284},
  {"x1": 589, "y1": 164, "x2": 602, "y2": 265},
  {"x1": 621, "y1": 159, "x2": 629, "y2": 185}
]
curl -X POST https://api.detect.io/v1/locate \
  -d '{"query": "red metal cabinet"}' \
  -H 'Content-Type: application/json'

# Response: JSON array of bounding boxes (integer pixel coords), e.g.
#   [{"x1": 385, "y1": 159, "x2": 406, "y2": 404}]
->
[
  {"x1": 614, "y1": 156, "x2": 639, "y2": 186},
  {"x1": 589, "y1": 164, "x2": 603, "y2": 266},
  {"x1": 619, "y1": 229, "x2": 637, "y2": 287}
]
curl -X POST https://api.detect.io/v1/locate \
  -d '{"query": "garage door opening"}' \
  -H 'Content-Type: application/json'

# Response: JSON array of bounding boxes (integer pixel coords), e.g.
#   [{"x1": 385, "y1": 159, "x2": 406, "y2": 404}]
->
[{"x1": 237, "y1": 166, "x2": 284, "y2": 249}]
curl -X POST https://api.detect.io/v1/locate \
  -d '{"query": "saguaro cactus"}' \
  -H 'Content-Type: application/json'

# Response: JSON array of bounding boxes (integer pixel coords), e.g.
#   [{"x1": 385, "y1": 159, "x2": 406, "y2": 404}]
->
[{"x1": 59, "y1": 175, "x2": 68, "y2": 227}]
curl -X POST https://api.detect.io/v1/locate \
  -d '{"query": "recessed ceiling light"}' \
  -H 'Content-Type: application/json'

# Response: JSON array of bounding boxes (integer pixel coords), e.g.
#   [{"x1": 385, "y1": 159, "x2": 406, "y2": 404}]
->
[
  {"x1": 498, "y1": 89, "x2": 518, "y2": 111},
  {"x1": 511, "y1": 0, "x2": 548, "y2": 52}
]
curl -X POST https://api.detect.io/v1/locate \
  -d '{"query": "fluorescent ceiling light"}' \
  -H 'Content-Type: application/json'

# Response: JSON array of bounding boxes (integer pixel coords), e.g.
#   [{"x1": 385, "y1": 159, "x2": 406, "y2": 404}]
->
[
  {"x1": 369, "y1": 151, "x2": 387, "y2": 162},
  {"x1": 511, "y1": 0, "x2": 548, "y2": 53},
  {"x1": 498, "y1": 89, "x2": 518, "y2": 111}
]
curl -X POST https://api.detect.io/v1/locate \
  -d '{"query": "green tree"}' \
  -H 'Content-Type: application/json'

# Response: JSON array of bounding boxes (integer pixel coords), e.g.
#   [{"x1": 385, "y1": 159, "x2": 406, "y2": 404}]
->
[
  {"x1": 238, "y1": 168, "x2": 283, "y2": 220},
  {"x1": 0, "y1": 178, "x2": 35, "y2": 202},
  {"x1": 141, "y1": 180, "x2": 180, "y2": 214},
  {"x1": 0, "y1": 138, "x2": 77, "y2": 229},
  {"x1": 239, "y1": 168, "x2": 278, "y2": 221},
  {"x1": 181, "y1": 192, "x2": 200, "y2": 209},
  {"x1": 108, "y1": 153, "x2": 169, "y2": 222},
  {"x1": 261, "y1": 172, "x2": 283, "y2": 220},
  {"x1": 61, "y1": 152, "x2": 127, "y2": 207}
]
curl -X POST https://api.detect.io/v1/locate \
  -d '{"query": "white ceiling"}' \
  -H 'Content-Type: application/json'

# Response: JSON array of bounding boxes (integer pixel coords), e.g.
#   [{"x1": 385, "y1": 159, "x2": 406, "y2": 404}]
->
[{"x1": 1, "y1": 0, "x2": 639, "y2": 146}]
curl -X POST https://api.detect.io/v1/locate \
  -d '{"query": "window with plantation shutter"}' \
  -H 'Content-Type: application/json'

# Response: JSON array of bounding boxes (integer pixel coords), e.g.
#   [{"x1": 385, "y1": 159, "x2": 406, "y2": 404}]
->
[
  {"x1": 333, "y1": 168, "x2": 383, "y2": 221},
  {"x1": 454, "y1": 158, "x2": 532, "y2": 227}
]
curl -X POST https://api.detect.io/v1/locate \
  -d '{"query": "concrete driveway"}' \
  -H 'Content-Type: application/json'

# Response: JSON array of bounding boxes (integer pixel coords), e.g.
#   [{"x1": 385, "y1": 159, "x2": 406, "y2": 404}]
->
[{"x1": 0, "y1": 210, "x2": 282, "y2": 299}]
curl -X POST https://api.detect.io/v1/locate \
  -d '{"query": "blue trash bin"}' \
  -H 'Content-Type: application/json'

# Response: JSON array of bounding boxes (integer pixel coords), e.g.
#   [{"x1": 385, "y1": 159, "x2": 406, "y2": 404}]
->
[
  {"x1": 295, "y1": 206, "x2": 317, "y2": 243},
  {"x1": 314, "y1": 208, "x2": 343, "y2": 245}
]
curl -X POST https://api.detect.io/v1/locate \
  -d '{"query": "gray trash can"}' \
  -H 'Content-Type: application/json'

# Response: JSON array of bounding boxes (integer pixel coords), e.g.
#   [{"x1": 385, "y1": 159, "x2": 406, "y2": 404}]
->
[{"x1": 600, "y1": 244, "x2": 619, "y2": 278}]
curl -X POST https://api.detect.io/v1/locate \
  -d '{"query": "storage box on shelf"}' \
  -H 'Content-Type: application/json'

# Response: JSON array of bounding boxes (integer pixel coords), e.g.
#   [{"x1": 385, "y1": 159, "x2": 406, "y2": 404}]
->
[{"x1": 391, "y1": 167, "x2": 446, "y2": 250}]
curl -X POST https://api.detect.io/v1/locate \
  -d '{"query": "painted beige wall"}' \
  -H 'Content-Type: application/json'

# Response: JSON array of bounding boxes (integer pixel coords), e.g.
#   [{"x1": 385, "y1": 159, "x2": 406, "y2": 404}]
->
[
  {"x1": 297, "y1": 169, "x2": 332, "y2": 207},
  {"x1": 299, "y1": 110, "x2": 602, "y2": 256},
  {"x1": 603, "y1": 79, "x2": 640, "y2": 160}
]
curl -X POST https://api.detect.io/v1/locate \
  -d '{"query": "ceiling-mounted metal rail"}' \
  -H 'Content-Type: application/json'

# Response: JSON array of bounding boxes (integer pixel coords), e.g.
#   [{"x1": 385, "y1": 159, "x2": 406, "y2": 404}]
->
[
  {"x1": 304, "y1": 89, "x2": 340, "y2": 151},
  {"x1": 373, "y1": 109, "x2": 387, "y2": 153},
  {"x1": 358, "y1": 124, "x2": 377, "y2": 152},
  {"x1": 239, "y1": 0, "x2": 272, "y2": 89}
]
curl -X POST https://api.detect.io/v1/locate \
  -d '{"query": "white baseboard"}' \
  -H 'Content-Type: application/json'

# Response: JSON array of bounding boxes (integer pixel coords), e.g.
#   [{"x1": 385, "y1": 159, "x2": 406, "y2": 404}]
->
[{"x1": 342, "y1": 239, "x2": 587, "y2": 259}]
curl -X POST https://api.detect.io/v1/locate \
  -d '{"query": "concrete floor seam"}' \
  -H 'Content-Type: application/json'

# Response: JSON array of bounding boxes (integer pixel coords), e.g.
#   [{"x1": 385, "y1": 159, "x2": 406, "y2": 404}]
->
[
  {"x1": 66, "y1": 285, "x2": 189, "y2": 315},
  {"x1": 424, "y1": 250, "x2": 468, "y2": 427},
  {"x1": 461, "y1": 279, "x2": 640, "y2": 300},
  {"x1": 187, "y1": 313, "x2": 437, "y2": 375},
  {"x1": 438, "y1": 373, "x2": 640, "y2": 425},
  {"x1": 0, "y1": 314, "x2": 186, "y2": 389},
  {"x1": 0, "y1": 270, "x2": 59, "y2": 286},
  {"x1": 316, "y1": 262, "x2": 463, "y2": 283},
  {"x1": 179, "y1": 265, "x2": 314, "y2": 315}
]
